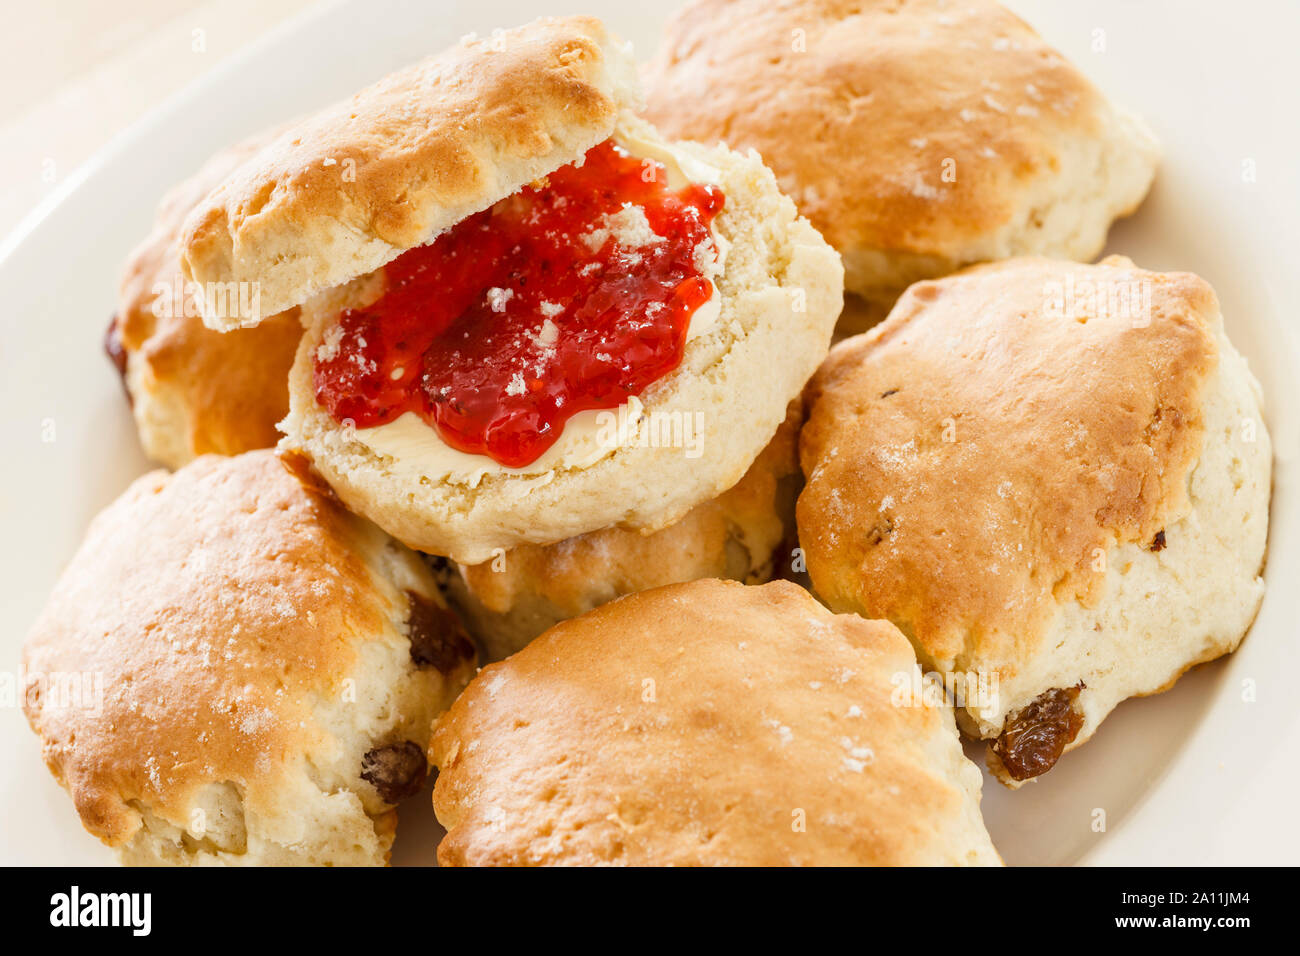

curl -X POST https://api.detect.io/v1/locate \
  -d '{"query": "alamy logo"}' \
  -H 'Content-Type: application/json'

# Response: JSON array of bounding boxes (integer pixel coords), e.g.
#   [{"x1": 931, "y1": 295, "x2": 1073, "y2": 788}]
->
[
  {"x1": 1042, "y1": 274, "x2": 1152, "y2": 327},
  {"x1": 594, "y1": 404, "x2": 705, "y2": 459},
  {"x1": 151, "y1": 276, "x2": 262, "y2": 324},
  {"x1": 49, "y1": 886, "x2": 151, "y2": 936}
]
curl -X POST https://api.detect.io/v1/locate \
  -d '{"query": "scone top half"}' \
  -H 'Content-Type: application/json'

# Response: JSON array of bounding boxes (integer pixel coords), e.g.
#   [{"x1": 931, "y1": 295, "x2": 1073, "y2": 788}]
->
[
  {"x1": 22, "y1": 450, "x2": 476, "y2": 866},
  {"x1": 798, "y1": 256, "x2": 1271, "y2": 785},
  {"x1": 179, "y1": 16, "x2": 843, "y2": 564}
]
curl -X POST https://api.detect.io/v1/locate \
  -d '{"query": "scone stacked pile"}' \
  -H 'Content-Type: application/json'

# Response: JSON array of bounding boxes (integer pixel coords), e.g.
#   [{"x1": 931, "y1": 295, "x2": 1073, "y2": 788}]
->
[
  {"x1": 177, "y1": 17, "x2": 842, "y2": 659},
  {"x1": 26, "y1": 16, "x2": 848, "y2": 865},
  {"x1": 24, "y1": 4, "x2": 1273, "y2": 868}
]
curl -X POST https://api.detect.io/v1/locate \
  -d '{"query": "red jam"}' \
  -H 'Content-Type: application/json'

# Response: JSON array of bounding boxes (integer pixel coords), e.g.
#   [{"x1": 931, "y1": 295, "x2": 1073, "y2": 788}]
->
[{"x1": 313, "y1": 140, "x2": 724, "y2": 468}]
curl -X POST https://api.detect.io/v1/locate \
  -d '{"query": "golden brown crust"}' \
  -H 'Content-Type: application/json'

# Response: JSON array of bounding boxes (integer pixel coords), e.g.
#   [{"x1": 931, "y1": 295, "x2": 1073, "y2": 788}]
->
[
  {"x1": 116, "y1": 133, "x2": 301, "y2": 467},
  {"x1": 181, "y1": 17, "x2": 640, "y2": 326},
  {"x1": 449, "y1": 402, "x2": 802, "y2": 658},
  {"x1": 22, "y1": 451, "x2": 472, "y2": 858},
  {"x1": 644, "y1": 0, "x2": 1158, "y2": 304},
  {"x1": 798, "y1": 256, "x2": 1219, "y2": 674},
  {"x1": 431, "y1": 579, "x2": 1000, "y2": 866}
]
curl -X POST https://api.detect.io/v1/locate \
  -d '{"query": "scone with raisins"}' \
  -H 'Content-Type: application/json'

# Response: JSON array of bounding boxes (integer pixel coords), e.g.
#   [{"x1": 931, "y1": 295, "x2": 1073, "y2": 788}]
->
[
  {"x1": 108, "y1": 130, "x2": 302, "y2": 469},
  {"x1": 22, "y1": 450, "x2": 475, "y2": 865},
  {"x1": 798, "y1": 256, "x2": 1271, "y2": 785}
]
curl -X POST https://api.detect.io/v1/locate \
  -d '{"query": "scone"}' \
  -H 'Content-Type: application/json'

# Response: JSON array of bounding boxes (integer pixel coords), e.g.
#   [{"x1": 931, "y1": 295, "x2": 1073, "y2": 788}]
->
[
  {"x1": 179, "y1": 16, "x2": 842, "y2": 564},
  {"x1": 430, "y1": 578, "x2": 1001, "y2": 866},
  {"x1": 22, "y1": 450, "x2": 476, "y2": 865},
  {"x1": 643, "y1": 0, "x2": 1160, "y2": 331},
  {"x1": 798, "y1": 256, "x2": 1271, "y2": 785},
  {"x1": 107, "y1": 132, "x2": 302, "y2": 469},
  {"x1": 436, "y1": 402, "x2": 801, "y2": 660}
]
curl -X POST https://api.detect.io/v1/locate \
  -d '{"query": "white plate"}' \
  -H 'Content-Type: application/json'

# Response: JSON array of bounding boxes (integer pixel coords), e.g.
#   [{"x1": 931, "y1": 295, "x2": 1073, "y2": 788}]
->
[{"x1": 2, "y1": 0, "x2": 1297, "y2": 866}]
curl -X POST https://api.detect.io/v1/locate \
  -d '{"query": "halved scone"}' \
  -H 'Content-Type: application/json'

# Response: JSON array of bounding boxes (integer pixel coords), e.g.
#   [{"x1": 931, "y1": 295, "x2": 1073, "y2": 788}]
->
[{"x1": 179, "y1": 17, "x2": 842, "y2": 564}]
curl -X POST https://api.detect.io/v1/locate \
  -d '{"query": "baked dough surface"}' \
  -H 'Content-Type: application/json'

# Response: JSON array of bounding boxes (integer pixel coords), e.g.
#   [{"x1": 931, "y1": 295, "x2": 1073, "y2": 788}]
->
[{"x1": 432, "y1": 578, "x2": 1001, "y2": 865}]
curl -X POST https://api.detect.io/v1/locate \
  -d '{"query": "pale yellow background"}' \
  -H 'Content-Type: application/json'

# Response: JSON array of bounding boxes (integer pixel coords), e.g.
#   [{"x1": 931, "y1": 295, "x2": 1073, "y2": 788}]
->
[{"x1": 0, "y1": 0, "x2": 320, "y2": 239}]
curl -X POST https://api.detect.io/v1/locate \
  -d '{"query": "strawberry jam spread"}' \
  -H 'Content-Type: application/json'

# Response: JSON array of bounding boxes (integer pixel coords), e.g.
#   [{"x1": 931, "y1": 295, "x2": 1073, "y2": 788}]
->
[{"x1": 313, "y1": 139, "x2": 724, "y2": 468}]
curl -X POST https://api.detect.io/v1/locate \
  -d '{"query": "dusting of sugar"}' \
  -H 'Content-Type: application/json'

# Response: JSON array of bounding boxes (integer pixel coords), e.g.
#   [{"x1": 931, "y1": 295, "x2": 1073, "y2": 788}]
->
[
  {"x1": 764, "y1": 717, "x2": 794, "y2": 746},
  {"x1": 240, "y1": 707, "x2": 274, "y2": 736},
  {"x1": 316, "y1": 324, "x2": 344, "y2": 362},
  {"x1": 582, "y1": 203, "x2": 663, "y2": 252},
  {"x1": 875, "y1": 439, "x2": 917, "y2": 470},
  {"x1": 535, "y1": 319, "x2": 559, "y2": 347},
  {"x1": 692, "y1": 236, "x2": 718, "y2": 276},
  {"x1": 910, "y1": 175, "x2": 941, "y2": 200}
]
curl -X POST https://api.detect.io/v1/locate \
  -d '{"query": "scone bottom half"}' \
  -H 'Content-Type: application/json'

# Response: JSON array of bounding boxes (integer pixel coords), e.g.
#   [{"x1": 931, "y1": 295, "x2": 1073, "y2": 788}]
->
[
  {"x1": 428, "y1": 400, "x2": 805, "y2": 662},
  {"x1": 21, "y1": 450, "x2": 477, "y2": 866},
  {"x1": 798, "y1": 256, "x2": 1271, "y2": 787}
]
